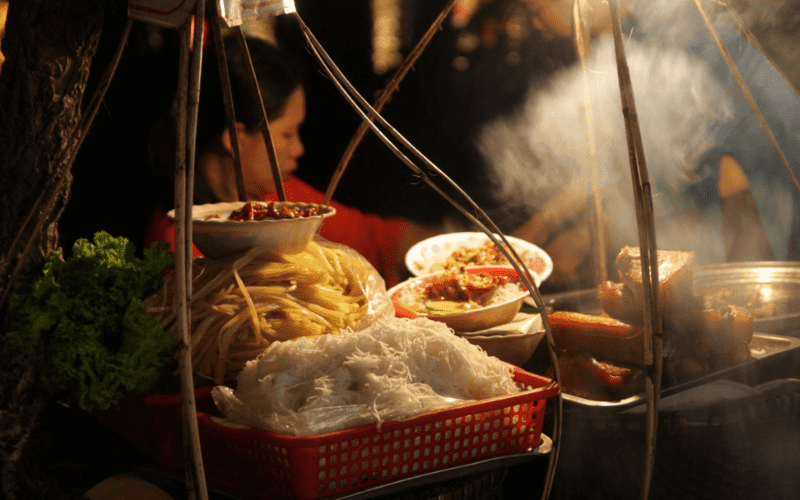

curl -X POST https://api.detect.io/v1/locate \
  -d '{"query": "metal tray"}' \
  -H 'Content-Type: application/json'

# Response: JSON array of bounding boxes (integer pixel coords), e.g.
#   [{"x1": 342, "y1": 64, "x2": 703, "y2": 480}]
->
[
  {"x1": 543, "y1": 262, "x2": 800, "y2": 335},
  {"x1": 693, "y1": 261, "x2": 800, "y2": 335},
  {"x1": 332, "y1": 435, "x2": 552, "y2": 500},
  {"x1": 540, "y1": 287, "x2": 800, "y2": 410},
  {"x1": 560, "y1": 332, "x2": 800, "y2": 409}
]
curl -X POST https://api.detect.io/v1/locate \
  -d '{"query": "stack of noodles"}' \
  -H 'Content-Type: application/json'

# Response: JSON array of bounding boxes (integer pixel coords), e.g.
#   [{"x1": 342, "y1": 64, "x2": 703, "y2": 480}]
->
[
  {"x1": 144, "y1": 240, "x2": 384, "y2": 384},
  {"x1": 212, "y1": 315, "x2": 522, "y2": 436}
]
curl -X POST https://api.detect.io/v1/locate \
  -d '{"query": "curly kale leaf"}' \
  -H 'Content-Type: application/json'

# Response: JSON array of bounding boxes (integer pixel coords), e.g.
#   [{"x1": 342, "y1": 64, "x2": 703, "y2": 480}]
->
[{"x1": 5, "y1": 232, "x2": 175, "y2": 412}]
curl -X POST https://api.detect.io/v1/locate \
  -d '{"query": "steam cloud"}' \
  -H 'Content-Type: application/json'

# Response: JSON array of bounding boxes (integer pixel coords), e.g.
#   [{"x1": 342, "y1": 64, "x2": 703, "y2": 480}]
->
[{"x1": 478, "y1": 0, "x2": 800, "y2": 264}]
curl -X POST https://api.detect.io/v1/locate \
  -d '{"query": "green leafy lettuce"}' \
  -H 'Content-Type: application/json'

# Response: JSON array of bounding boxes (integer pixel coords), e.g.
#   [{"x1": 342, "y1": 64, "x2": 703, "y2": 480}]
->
[{"x1": 5, "y1": 232, "x2": 175, "y2": 412}]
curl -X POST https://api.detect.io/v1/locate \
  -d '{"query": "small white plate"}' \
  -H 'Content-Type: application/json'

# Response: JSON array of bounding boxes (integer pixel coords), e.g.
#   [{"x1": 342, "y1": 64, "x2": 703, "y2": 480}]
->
[
  {"x1": 405, "y1": 232, "x2": 553, "y2": 284},
  {"x1": 456, "y1": 313, "x2": 545, "y2": 366}
]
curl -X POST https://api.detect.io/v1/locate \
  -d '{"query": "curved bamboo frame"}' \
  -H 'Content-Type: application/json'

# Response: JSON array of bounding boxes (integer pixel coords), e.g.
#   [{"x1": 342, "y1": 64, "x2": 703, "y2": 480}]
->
[{"x1": 293, "y1": 12, "x2": 566, "y2": 499}]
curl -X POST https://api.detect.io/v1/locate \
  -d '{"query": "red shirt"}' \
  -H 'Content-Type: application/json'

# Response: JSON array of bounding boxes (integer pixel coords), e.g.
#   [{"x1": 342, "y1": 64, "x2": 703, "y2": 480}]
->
[{"x1": 144, "y1": 175, "x2": 409, "y2": 286}]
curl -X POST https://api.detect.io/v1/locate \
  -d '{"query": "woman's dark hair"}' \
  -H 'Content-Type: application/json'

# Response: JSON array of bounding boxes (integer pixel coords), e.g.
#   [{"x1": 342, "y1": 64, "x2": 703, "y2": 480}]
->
[
  {"x1": 195, "y1": 35, "x2": 305, "y2": 155},
  {"x1": 149, "y1": 34, "x2": 305, "y2": 206}
]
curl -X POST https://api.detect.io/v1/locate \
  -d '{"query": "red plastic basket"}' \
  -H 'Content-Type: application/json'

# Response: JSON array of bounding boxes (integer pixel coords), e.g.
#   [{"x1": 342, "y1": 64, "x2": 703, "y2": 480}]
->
[
  {"x1": 94, "y1": 385, "x2": 217, "y2": 470},
  {"x1": 197, "y1": 368, "x2": 558, "y2": 500}
]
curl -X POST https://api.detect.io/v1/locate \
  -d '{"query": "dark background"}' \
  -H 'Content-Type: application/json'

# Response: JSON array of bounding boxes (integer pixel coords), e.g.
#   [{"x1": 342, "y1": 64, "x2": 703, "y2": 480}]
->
[{"x1": 57, "y1": 0, "x2": 577, "y2": 254}]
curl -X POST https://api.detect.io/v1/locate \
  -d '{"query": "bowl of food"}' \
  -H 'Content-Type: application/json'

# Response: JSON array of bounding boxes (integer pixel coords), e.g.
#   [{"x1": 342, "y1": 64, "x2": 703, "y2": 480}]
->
[
  {"x1": 388, "y1": 266, "x2": 529, "y2": 332},
  {"x1": 169, "y1": 201, "x2": 336, "y2": 258},
  {"x1": 405, "y1": 232, "x2": 553, "y2": 285}
]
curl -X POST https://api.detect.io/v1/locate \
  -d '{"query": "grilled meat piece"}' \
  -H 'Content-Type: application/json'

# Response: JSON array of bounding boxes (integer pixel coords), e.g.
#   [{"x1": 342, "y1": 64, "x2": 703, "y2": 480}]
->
[
  {"x1": 597, "y1": 280, "x2": 643, "y2": 325},
  {"x1": 551, "y1": 247, "x2": 755, "y2": 399},
  {"x1": 614, "y1": 246, "x2": 695, "y2": 317},
  {"x1": 666, "y1": 295, "x2": 754, "y2": 368},
  {"x1": 548, "y1": 311, "x2": 646, "y2": 366}
]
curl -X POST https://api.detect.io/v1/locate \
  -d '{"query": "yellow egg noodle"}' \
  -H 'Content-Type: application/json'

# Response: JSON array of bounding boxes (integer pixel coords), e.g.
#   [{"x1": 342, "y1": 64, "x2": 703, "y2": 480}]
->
[{"x1": 144, "y1": 241, "x2": 379, "y2": 384}]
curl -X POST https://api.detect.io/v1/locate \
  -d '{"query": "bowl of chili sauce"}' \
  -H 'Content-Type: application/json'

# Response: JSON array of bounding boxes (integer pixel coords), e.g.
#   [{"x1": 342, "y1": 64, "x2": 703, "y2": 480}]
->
[{"x1": 169, "y1": 201, "x2": 336, "y2": 258}]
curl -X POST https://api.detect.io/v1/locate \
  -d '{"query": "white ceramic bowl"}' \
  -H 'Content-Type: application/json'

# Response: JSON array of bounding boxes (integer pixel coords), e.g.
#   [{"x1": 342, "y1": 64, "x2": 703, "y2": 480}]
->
[
  {"x1": 388, "y1": 266, "x2": 528, "y2": 332},
  {"x1": 457, "y1": 314, "x2": 545, "y2": 367},
  {"x1": 168, "y1": 201, "x2": 336, "y2": 259},
  {"x1": 405, "y1": 232, "x2": 553, "y2": 285},
  {"x1": 460, "y1": 330, "x2": 544, "y2": 367}
]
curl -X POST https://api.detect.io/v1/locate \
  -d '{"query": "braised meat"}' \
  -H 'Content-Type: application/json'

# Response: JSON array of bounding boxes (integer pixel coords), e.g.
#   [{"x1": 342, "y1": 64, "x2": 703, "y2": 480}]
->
[{"x1": 551, "y1": 247, "x2": 754, "y2": 400}]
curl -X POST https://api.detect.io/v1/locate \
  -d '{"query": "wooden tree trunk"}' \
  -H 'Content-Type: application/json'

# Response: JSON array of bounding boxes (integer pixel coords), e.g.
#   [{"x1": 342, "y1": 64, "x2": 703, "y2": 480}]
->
[
  {"x1": 0, "y1": 0, "x2": 106, "y2": 292},
  {"x1": 0, "y1": 1, "x2": 107, "y2": 498}
]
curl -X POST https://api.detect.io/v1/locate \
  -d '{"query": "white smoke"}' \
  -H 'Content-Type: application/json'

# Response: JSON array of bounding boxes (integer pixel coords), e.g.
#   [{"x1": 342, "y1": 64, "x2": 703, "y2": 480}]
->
[
  {"x1": 479, "y1": 34, "x2": 733, "y2": 260},
  {"x1": 478, "y1": 0, "x2": 800, "y2": 264}
]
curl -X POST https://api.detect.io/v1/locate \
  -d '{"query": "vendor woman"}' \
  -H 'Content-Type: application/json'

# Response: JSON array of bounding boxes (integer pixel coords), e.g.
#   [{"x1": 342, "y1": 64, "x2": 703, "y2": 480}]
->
[{"x1": 145, "y1": 35, "x2": 437, "y2": 287}]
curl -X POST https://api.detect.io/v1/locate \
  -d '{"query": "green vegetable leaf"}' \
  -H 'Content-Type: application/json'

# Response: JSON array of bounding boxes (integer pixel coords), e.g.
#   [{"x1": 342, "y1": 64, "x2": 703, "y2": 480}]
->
[{"x1": 5, "y1": 232, "x2": 175, "y2": 412}]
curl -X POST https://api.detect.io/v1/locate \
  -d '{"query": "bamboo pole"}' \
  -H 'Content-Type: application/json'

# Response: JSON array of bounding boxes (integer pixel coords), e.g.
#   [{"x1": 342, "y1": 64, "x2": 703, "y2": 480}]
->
[
  {"x1": 692, "y1": 0, "x2": 800, "y2": 196},
  {"x1": 322, "y1": 0, "x2": 458, "y2": 205},
  {"x1": 607, "y1": 1, "x2": 662, "y2": 499},
  {"x1": 721, "y1": 3, "x2": 800, "y2": 102},
  {"x1": 573, "y1": 0, "x2": 608, "y2": 286},
  {"x1": 208, "y1": 1, "x2": 247, "y2": 201},
  {"x1": 174, "y1": 2, "x2": 209, "y2": 498},
  {"x1": 233, "y1": 28, "x2": 286, "y2": 201}
]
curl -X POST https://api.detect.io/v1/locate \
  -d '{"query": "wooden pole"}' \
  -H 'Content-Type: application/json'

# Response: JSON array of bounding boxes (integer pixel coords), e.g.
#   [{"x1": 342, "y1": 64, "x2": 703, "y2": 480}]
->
[
  {"x1": 175, "y1": 1, "x2": 209, "y2": 498},
  {"x1": 692, "y1": 0, "x2": 800, "y2": 196},
  {"x1": 573, "y1": 0, "x2": 608, "y2": 286},
  {"x1": 607, "y1": 1, "x2": 662, "y2": 499},
  {"x1": 722, "y1": 3, "x2": 800, "y2": 102}
]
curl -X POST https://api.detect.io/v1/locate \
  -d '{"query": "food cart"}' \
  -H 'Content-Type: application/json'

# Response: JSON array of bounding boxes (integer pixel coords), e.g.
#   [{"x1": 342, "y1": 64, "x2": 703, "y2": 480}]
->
[{"x1": 1, "y1": 1, "x2": 800, "y2": 500}]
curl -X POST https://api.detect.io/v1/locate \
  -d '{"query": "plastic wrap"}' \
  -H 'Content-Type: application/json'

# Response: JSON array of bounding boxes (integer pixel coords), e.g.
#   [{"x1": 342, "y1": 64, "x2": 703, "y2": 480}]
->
[
  {"x1": 145, "y1": 236, "x2": 395, "y2": 384},
  {"x1": 314, "y1": 235, "x2": 395, "y2": 332},
  {"x1": 211, "y1": 316, "x2": 523, "y2": 436}
]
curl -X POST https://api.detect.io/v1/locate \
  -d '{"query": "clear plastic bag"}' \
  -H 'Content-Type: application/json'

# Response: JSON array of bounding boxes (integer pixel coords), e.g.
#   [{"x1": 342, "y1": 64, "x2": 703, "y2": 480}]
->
[
  {"x1": 313, "y1": 235, "x2": 395, "y2": 332},
  {"x1": 211, "y1": 316, "x2": 522, "y2": 437}
]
